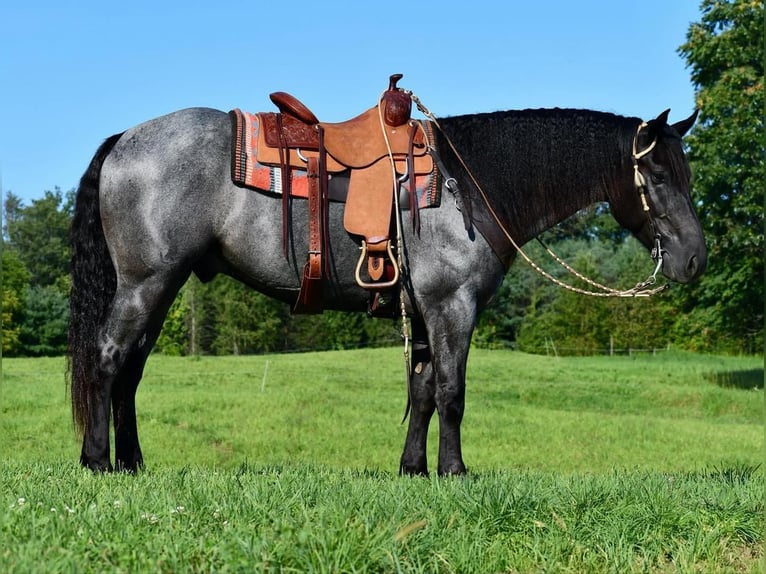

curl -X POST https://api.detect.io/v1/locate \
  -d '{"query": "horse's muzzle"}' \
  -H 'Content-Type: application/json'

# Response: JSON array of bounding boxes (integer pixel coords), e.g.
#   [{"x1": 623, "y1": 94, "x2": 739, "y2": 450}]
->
[{"x1": 664, "y1": 248, "x2": 707, "y2": 284}]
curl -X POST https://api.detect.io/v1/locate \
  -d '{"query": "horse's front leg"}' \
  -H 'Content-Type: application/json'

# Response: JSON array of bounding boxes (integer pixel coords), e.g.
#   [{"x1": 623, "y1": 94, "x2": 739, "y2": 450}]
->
[
  {"x1": 432, "y1": 350, "x2": 469, "y2": 475},
  {"x1": 429, "y1": 298, "x2": 475, "y2": 476},
  {"x1": 400, "y1": 320, "x2": 435, "y2": 476},
  {"x1": 400, "y1": 299, "x2": 474, "y2": 476}
]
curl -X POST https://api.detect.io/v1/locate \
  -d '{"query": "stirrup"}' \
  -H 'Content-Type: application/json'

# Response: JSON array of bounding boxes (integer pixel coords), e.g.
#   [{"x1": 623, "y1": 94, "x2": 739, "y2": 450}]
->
[{"x1": 354, "y1": 240, "x2": 400, "y2": 290}]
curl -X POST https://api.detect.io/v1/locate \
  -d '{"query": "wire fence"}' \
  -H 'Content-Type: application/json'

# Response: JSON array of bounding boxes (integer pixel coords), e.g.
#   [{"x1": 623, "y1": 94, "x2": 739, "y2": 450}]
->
[{"x1": 518, "y1": 338, "x2": 673, "y2": 358}]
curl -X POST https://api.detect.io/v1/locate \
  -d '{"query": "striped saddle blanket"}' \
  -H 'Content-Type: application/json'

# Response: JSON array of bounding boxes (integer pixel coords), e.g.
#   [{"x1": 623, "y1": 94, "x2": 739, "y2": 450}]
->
[{"x1": 228, "y1": 109, "x2": 441, "y2": 209}]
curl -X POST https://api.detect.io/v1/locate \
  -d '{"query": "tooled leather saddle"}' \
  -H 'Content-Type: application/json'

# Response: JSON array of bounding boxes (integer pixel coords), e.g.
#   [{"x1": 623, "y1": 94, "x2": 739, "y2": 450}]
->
[{"x1": 248, "y1": 74, "x2": 435, "y2": 313}]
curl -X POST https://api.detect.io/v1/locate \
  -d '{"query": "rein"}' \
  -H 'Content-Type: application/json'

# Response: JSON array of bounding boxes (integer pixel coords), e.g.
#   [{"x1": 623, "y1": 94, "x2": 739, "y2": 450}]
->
[{"x1": 409, "y1": 93, "x2": 669, "y2": 298}]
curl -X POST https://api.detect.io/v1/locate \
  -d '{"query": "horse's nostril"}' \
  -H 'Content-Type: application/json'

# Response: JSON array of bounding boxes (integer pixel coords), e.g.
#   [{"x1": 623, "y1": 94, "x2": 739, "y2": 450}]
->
[{"x1": 686, "y1": 253, "x2": 707, "y2": 279}]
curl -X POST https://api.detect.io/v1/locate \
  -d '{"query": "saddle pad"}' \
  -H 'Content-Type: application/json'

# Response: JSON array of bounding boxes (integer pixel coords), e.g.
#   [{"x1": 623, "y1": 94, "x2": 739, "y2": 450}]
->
[{"x1": 229, "y1": 108, "x2": 440, "y2": 208}]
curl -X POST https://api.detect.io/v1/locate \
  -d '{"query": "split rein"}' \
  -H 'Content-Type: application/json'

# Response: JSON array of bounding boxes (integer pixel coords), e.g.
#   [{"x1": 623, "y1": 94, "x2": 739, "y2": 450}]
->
[{"x1": 405, "y1": 93, "x2": 669, "y2": 298}]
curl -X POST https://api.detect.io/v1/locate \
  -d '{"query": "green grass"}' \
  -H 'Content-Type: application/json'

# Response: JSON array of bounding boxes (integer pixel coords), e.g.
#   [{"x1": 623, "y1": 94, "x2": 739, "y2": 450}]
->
[
  {"x1": 2, "y1": 349, "x2": 761, "y2": 472},
  {"x1": 1, "y1": 462, "x2": 762, "y2": 573},
  {"x1": 1, "y1": 349, "x2": 763, "y2": 572}
]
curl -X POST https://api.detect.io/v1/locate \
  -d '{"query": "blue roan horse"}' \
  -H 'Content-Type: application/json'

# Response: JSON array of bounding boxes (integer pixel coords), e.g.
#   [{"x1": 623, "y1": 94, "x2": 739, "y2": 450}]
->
[{"x1": 68, "y1": 98, "x2": 705, "y2": 475}]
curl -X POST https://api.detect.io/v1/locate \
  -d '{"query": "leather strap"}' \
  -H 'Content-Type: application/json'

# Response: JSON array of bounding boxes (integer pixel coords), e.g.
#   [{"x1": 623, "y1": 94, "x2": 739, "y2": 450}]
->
[
  {"x1": 407, "y1": 123, "x2": 420, "y2": 235},
  {"x1": 318, "y1": 126, "x2": 331, "y2": 278},
  {"x1": 305, "y1": 156, "x2": 322, "y2": 281},
  {"x1": 276, "y1": 113, "x2": 292, "y2": 258},
  {"x1": 294, "y1": 156, "x2": 323, "y2": 313}
]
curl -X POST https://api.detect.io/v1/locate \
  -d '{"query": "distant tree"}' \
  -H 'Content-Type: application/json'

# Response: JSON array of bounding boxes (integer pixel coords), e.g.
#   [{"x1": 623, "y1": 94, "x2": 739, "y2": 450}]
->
[
  {"x1": 503, "y1": 235, "x2": 678, "y2": 355},
  {"x1": 677, "y1": 0, "x2": 764, "y2": 352},
  {"x1": 2, "y1": 193, "x2": 23, "y2": 240},
  {"x1": 154, "y1": 288, "x2": 190, "y2": 356},
  {"x1": 211, "y1": 277, "x2": 287, "y2": 355},
  {"x1": 604, "y1": 240, "x2": 675, "y2": 352},
  {"x1": 3, "y1": 189, "x2": 73, "y2": 291},
  {"x1": 18, "y1": 285, "x2": 68, "y2": 356},
  {"x1": 2, "y1": 249, "x2": 30, "y2": 355},
  {"x1": 284, "y1": 310, "x2": 403, "y2": 353},
  {"x1": 3, "y1": 189, "x2": 74, "y2": 355},
  {"x1": 516, "y1": 248, "x2": 612, "y2": 354},
  {"x1": 475, "y1": 240, "x2": 548, "y2": 348}
]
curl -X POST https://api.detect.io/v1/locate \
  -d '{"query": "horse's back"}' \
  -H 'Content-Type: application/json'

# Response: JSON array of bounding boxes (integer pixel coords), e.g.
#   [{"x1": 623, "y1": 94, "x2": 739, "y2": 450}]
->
[{"x1": 102, "y1": 106, "x2": 231, "y2": 202}]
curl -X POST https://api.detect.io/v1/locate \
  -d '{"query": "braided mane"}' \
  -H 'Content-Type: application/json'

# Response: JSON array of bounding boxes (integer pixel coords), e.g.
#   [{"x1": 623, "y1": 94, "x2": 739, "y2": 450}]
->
[{"x1": 435, "y1": 108, "x2": 641, "y2": 242}]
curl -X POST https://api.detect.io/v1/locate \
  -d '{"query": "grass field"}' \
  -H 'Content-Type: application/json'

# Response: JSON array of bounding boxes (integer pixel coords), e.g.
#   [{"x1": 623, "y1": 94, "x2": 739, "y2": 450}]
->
[{"x1": 1, "y1": 349, "x2": 763, "y2": 572}]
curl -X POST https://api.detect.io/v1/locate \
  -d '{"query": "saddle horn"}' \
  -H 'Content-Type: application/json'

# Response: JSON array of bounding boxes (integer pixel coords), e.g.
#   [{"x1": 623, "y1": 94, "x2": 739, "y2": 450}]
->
[{"x1": 382, "y1": 73, "x2": 411, "y2": 127}]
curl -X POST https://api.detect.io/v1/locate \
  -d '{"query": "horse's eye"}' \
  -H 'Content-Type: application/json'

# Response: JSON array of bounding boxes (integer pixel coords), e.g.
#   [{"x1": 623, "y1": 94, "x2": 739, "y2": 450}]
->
[{"x1": 650, "y1": 172, "x2": 666, "y2": 185}]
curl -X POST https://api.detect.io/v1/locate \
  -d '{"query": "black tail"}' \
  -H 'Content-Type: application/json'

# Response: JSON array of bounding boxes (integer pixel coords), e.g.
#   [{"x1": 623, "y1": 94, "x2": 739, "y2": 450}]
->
[{"x1": 68, "y1": 133, "x2": 123, "y2": 433}]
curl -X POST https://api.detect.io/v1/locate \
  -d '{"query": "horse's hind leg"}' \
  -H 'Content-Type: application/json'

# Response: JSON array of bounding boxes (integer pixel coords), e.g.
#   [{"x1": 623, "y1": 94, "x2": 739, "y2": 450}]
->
[
  {"x1": 111, "y1": 348, "x2": 152, "y2": 472},
  {"x1": 81, "y1": 274, "x2": 186, "y2": 472}
]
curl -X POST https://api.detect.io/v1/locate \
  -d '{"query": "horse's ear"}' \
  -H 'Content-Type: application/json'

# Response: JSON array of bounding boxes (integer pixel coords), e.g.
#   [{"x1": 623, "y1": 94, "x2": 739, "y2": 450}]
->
[
  {"x1": 649, "y1": 109, "x2": 671, "y2": 127},
  {"x1": 655, "y1": 109, "x2": 671, "y2": 125},
  {"x1": 646, "y1": 109, "x2": 671, "y2": 140},
  {"x1": 671, "y1": 109, "x2": 699, "y2": 137}
]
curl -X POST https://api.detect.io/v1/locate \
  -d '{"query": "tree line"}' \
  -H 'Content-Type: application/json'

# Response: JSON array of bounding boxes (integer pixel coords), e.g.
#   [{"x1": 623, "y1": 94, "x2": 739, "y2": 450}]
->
[{"x1": 2, "y1": 0, "x2": 762, "y2": 357}]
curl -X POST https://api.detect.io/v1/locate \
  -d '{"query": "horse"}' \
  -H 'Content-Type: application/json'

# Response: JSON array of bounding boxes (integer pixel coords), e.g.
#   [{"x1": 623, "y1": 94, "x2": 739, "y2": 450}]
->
[{"x1": 68, "y1": 101, "x2": 706, "y2": 475}]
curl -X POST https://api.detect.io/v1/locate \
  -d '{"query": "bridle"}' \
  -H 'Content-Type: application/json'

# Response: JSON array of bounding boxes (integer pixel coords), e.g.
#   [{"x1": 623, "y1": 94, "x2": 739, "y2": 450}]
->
[
  {"x1": 631, "y1": 121, "x2": 666, "y2": 290},
  {"x1": 411, "y1": 93, "x2": 669, "y2": 297}
]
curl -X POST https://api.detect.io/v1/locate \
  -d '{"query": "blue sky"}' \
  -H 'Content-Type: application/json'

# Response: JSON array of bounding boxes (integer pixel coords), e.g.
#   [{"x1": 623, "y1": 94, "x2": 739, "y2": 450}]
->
[{"x1": 1, "y1": 1, "x2": 702, "y2": 204}]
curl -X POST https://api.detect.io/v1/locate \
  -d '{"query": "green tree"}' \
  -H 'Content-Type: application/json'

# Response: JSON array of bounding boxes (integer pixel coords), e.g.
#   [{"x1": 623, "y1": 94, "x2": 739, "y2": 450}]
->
[
  {"x1": 3, "y1": 189, "x2": 73, "y2": 292},
  {"x1": 507, "y1": 236, "x2": 678, "y2": 355},
  {"x1": 604, "y1": 240, "x2": 675, "y2": 353},
  {"x1": 1, "y1": 249, "x2": 30, "y2": 355},
  {"x1": 3, "y1": 189, "x2": 74, "y2": 355},
  {"x1": 155, "y1": 288, "x2": 190, "y2": 356},
  {"x1": 517, "y1": 248, "x2": 613, "y2": 355},
  {"x1": 18, "y1": 285, "x2": 68, "y2": 356},
  {"x1": 475, "y1": 240, "x2": 549, "y2": 348},
  {"x1": 211, "y1": 277, "x2": 287, "y2": 355},
  {"x1": 677, "y1": 0, "x2": 764, "y2": 352}
]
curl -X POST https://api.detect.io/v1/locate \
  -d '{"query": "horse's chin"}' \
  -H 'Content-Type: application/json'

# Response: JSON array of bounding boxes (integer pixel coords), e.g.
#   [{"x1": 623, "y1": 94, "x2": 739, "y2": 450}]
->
[{"x1": 662, "y1": 251, "x2": 707, "y2": 284}]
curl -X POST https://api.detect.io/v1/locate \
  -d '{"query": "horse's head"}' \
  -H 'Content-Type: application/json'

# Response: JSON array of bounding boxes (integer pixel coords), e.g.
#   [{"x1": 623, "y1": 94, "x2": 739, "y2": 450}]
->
[{"x1": 611, "y1": 109, "x2": 707, "y2": 283}]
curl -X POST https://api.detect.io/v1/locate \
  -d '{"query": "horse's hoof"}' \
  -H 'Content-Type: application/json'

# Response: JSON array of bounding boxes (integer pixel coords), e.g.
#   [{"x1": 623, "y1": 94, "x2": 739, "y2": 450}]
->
[
  {"x1": 115, "y1": 460, "x2": 144, "y2": 474},
  {"x1": 80, "y1": 458, "x2": 113, "y2": 473},
  {"x1": 437, "y1": 462, "x2": 467, "y2": 477},
  {"x1": 399, "y1": 462, "x2": 429, "y2": 477}
]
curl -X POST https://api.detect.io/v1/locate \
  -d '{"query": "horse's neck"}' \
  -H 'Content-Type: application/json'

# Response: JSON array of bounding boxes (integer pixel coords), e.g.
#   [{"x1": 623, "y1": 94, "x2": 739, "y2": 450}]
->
[{"x1": 440, "y1": 110, "x2": 636, "y2": 245}]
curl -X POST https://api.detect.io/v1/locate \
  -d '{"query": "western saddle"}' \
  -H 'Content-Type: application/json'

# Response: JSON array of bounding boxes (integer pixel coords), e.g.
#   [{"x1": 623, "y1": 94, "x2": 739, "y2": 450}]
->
[{"x1": 255, "y1": 74, "x2": 434, "y2": 313}]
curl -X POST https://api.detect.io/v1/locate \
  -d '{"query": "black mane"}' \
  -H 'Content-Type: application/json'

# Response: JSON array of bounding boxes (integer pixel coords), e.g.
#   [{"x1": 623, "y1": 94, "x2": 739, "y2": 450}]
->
[{"x1": 436, "y1": 108, "x2": 641, "y2": 241}]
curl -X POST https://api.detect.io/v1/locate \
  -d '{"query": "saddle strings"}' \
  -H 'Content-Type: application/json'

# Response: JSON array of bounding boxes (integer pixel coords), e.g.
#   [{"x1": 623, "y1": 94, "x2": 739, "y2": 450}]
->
[
  {"x1": 376, "y1": 92, "x2": 412, "y2": 389},
  {"x1": 408, "y1": 92, "x2": 668, "y2": 298}
]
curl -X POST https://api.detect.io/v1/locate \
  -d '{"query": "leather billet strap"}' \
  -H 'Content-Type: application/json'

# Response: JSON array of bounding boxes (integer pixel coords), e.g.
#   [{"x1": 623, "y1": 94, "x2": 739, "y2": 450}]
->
[
  {"x1": 407, "y1": 124, "x2": 420, "y2": 235},
  {"x1": 294, "y1": 155, "x2": 324, "y2": 314},
  {"x1": 319, "y1": 125, "x2": 331, "y2": 279},
  {"x1": 305, "y1": 155, "x2": 322, "y2": 281},
  {"x1": 294, "y1": 126, "x2": 332, "y2": 314},
  {"x1": 276, "y1": 113, "x2": 291, "y2": 258}
]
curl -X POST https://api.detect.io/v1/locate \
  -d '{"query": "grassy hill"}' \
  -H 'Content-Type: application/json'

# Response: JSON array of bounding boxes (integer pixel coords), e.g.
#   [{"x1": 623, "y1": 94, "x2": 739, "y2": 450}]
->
[{"x1": 1, "y1": 349, "x2": 762, "y2": 572}]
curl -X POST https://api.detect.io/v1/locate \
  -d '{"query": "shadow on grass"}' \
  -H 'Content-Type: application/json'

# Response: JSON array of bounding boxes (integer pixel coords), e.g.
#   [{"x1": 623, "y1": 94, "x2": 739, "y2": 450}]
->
[{"x1": 704, "y1": 369, "x2": 764, "y2": 390}]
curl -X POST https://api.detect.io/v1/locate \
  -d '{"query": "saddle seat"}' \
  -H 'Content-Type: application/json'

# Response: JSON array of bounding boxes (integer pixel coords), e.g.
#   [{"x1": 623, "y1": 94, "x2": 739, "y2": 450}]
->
[
  {"x1": 253, "y1": 75, "x2": 434, "y2": 312},
  {"x1": 266, "y1": 91, "x2": 429, "y2": 170}
]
